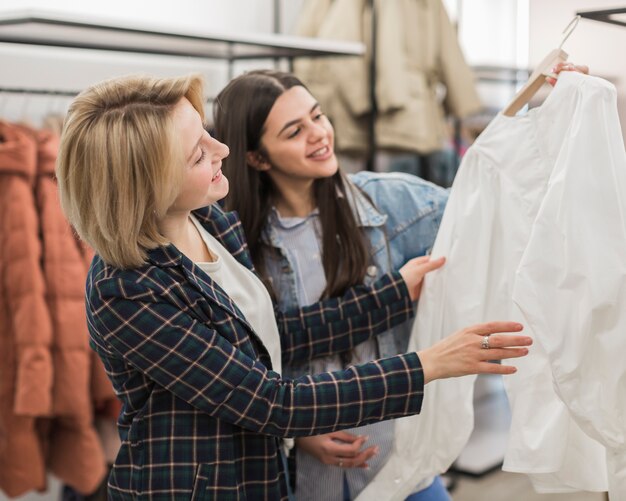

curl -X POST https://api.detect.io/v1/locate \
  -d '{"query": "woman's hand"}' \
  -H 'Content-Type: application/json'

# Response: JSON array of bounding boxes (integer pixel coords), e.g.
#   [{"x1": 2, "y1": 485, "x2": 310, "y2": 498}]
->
[
  {"x1": 399, "y1": 255, "x2": 446, "y2": 301},
  {"x1": 296, "y1": 431, "x2": 378, "y2": 469},
  {"x1": 546, "y1": 61, "x2": 589, "y2": 86},
  {"x1": 417, "y1": 321, "x2": 532, "y2": 384}
]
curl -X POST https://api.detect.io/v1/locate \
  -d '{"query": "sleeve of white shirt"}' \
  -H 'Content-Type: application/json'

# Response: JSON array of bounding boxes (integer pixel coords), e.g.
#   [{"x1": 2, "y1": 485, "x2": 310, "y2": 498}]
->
[
  {"x1": 356, "y1": 148, "x2": 503, "y2": 501},
  {"x1": 512, "y1": 75, "x2": 626, "y2": 500}
]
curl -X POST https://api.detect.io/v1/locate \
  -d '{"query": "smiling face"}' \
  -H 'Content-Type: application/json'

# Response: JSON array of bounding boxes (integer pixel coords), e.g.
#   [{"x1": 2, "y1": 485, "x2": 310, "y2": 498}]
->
[
  {"x1": 168, "y1": 97, "x2": 230, "y2": 214},
  {"x1": 257, "y1": 86, "x2": 338, "y2": 189}
]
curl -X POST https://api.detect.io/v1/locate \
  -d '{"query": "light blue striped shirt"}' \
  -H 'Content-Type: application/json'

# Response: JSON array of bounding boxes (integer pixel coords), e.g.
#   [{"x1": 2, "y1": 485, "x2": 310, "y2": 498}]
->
[{"x1": 271, "y1": 208, "x2": 395, "y2": 501}]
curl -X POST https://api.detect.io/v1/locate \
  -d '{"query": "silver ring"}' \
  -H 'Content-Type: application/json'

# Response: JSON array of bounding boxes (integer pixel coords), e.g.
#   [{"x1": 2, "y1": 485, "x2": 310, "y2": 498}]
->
[
  {"x1": 338, "y1": 459, "x2": 344, "y2": 468},
  {"x1": 481, "y1": 335, "x2": 490, "y2": 350}
]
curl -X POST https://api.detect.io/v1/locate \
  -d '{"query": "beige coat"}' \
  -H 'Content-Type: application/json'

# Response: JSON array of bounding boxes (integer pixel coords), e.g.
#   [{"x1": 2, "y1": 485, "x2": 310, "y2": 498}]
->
[{"x1": 294, "y1": 0, "x2": 482, "y2": 154}]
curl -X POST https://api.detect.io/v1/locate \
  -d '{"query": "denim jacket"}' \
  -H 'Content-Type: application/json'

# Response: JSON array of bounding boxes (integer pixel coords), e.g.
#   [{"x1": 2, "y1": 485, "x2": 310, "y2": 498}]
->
[{"x1": 263, "y1": 171, "x2": 449, "y2": 378}]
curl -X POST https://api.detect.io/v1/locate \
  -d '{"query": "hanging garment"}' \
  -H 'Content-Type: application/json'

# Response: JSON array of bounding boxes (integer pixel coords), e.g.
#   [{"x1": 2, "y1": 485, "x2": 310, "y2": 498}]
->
[
  {"x1": 357, "y1": 71, "x2": 613, "y2": 500},
  {"x1": 512, "y1": 74, "x2": 626, "y2": 500},
  {"x1": 0, "y1": 121, "x2": 52, "y2": 497},
  {"x1": 293, "y1": 0, "x2": 481, "y2": 155},
  {"x1": 34, "y1": 129, "x2": 110, "y2": 495}
]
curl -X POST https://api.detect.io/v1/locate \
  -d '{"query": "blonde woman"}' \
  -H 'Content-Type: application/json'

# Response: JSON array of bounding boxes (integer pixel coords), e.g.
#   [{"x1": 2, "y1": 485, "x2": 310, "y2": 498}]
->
[{"x1": 56, "y1": 74, "x2": 531, "y2": 500}]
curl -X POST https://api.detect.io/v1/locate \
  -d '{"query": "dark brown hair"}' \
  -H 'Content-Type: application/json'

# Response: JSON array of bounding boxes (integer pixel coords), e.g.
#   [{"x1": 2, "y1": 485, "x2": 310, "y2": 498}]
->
[{"x1": 213, "y1": 70, "x2": 370, "y2": 299}]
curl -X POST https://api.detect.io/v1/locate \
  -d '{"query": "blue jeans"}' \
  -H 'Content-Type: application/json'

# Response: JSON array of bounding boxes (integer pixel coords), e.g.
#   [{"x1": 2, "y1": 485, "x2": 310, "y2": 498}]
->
[
  {"x1": 343, "y1": 475, "x2": 451, "y2": 501},
  {"x1": 405, "y1": 476, "x2": 452, "y2": 501},
  {"x1": 281, "y1": 449, "x2": 296, "y2": 501}
]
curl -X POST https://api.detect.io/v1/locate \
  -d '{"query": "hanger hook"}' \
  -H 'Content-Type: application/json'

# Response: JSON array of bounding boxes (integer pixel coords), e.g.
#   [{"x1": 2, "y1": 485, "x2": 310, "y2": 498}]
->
[{"x1": 559, "y1": 15, "x2": 581, "y2": 49}]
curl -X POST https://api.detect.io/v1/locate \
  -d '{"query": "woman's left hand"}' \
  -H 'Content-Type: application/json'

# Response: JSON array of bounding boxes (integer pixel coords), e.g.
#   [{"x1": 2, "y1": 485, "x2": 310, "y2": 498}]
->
[
  {"x1": 546, "y1": 62, "x2": 589, "y2": 86},
  {"x1": 295, "y1": 432, "x2": 378, "y2": 469}
]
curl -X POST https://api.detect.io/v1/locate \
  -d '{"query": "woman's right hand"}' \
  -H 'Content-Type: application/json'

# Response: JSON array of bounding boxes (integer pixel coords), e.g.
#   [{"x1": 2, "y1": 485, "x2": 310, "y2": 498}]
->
[{"x1": 417, "y1": 321, "x2": 532, "y2": 384}]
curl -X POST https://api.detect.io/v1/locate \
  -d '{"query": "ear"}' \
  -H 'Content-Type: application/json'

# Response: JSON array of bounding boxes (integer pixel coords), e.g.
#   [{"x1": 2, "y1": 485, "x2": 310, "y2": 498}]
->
[{"x1": 246, "y1": 151, "x2": 271, "y2": 171}]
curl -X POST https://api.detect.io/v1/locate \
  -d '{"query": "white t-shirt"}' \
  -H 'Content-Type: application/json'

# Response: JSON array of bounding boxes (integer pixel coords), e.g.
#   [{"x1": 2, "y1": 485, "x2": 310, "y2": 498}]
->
[
  {"x1": 358, "y1": 72, "x2": 616, "y2": 500},
  {"x1": 190, "y1": 215, "x2": 282, "y2": 374}
]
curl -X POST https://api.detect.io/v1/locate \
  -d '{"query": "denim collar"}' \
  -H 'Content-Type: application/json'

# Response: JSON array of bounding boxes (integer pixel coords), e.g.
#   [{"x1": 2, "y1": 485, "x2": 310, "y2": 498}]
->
[{"x1": 347, "y1": 183, "x2": 387, "y2": 228}]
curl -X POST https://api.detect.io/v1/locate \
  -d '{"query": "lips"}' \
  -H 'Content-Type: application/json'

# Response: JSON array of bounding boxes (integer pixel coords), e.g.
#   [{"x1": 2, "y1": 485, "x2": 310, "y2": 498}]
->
[
  {"x1": 308, "y1": 145, "x2": 332, "y2": 159},
  {"x1": 211, "y1": 169, "x2": 222, "y2": 182}
]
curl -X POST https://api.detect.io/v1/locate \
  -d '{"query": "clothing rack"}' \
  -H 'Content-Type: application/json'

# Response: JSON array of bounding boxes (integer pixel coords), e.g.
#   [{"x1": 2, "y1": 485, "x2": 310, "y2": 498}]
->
[
  {"x1": 0, "y1": 9, "x2": 364, "y2": 79},
  {"x1": 577, "y1": 7, "x2": 626, "y2": 28},
  {"x1": 0, "y1": 86, "x2": 217, "y2": 104},
  {"x1": 362, "y1": 3, "x2": 481, "y2": 174},
  {"x1": 472, "y1": 65, "x2": 531, "y2": 85},
  {"x1": 366, "y1": 0, "x2": 378, "y2": 171},
  {"x1": 0, "y1": 9, "x2": 364, "y2": 123},
  {"x1": 0, "y1": 87, "x2": 79, "y2": 97}
]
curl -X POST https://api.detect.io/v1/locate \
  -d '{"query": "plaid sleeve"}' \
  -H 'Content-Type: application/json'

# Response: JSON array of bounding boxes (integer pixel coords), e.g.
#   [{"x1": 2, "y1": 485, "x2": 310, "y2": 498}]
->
[
  {"x1": 243, "y1": 353, "x2": 424, "y2": 437},
  {"x1": 89, "y1": 277, "x2": 423, "y2": 437},
  {"x1": 277, "y1": 271, "x2": 414, "y2": 366}
]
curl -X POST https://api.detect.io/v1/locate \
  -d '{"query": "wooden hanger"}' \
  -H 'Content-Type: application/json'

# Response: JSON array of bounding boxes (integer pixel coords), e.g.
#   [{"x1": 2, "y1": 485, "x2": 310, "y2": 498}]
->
[{"x1": 502, "y1": 15, "x2": 580, "y2": 117}]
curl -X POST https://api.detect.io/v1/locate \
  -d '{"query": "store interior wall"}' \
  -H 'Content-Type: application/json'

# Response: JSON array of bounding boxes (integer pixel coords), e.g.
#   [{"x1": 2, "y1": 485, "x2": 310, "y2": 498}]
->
[
  {"x1": 529, "y1": 0, "x2": 626, "y2": 142},
  {"x1": 0, "y1": 0, "x2": 306, "y2": 125},
  {"x1": 1, "y1": 0, "x2": 624, "y2": 131},
  {"x1": 454, "y1": 0, "x2": 530, "y2": 110}
]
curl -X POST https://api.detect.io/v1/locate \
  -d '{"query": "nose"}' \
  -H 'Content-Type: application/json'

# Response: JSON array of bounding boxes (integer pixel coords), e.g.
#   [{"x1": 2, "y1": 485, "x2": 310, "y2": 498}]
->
[
  {"x1": 210, "y1": 135, "x2": 230, "y2": 160},
  {"x1": 308, "y1": 121, "x2": 327, "y2": 142}
]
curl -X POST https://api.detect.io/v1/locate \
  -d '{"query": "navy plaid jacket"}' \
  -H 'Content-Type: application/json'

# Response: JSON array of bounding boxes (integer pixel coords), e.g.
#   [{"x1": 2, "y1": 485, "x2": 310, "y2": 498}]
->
[{"x1": 86, "y1": 204, "x2": 424, "y2": 500}]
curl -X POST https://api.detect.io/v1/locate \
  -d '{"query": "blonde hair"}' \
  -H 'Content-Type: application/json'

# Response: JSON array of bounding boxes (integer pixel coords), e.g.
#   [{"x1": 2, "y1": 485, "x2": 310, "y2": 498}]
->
[{"x1": 57, "y1": 74, "x2": 205, "y2": 269}]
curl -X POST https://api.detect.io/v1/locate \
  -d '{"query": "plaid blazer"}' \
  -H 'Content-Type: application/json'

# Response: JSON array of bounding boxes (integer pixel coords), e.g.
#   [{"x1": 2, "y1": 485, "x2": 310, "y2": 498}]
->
[{"x1": 86, "y1": 204, "x2": 424, "y2": 500}]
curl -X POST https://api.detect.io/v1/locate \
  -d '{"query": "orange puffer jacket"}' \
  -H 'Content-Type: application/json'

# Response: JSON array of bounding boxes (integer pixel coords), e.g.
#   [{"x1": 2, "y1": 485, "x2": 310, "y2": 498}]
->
[
  {"x1": 0, "y1": 121, "x2": 52, "y2": 497},
  {"x1": 0, "y1": 123, "x2": 119, "y2": 497},
  {"x1": 35, "y1": 129, "x2": 113, "y2": 494}
]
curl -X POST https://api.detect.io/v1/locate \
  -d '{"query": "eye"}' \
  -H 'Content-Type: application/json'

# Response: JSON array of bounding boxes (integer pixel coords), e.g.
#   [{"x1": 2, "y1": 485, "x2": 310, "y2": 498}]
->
[
  {"x1": 195, "y1": 148, "x2": 206, "y2": 165},
  {"x1": 313, "y1": 112, "x2": 324, "y2": 121},
  {"x1": 287, "y1": 127, "x2": 301, "y2": 139}
]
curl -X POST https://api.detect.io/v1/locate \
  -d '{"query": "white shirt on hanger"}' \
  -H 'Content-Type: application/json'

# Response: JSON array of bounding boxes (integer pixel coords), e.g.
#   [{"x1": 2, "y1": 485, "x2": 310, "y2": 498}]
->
[
  {"x1": 513, "y1": 73, "x2": 626, "y2": 501},
  {"x1": 357, "y1": 71, "x2": 613, "y2": 500}
]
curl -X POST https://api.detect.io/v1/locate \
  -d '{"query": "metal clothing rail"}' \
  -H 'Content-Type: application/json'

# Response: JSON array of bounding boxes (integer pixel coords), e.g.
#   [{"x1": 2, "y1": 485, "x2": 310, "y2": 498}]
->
[
  {"x1": 577, "y1": 7, "x2": 626, "y2": 28},
  {"x1": 0, "y1": 10, "x2": 365, "y2": 61},
  {"x1": 0, "y1": 86, "x2": 216, "y2": 103},
  {"x1": 0, "y1": 87, "x2": 79, "y2": 97},
  {"x1": 0, "y1": 9, "x2": 365, "y2": 93},
  {"x1": 472, "y1": 65, "x2": 531, "y2": 85},
  {"x1": 366, "y1": 0, "x2": 377, "y2": 172}
]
